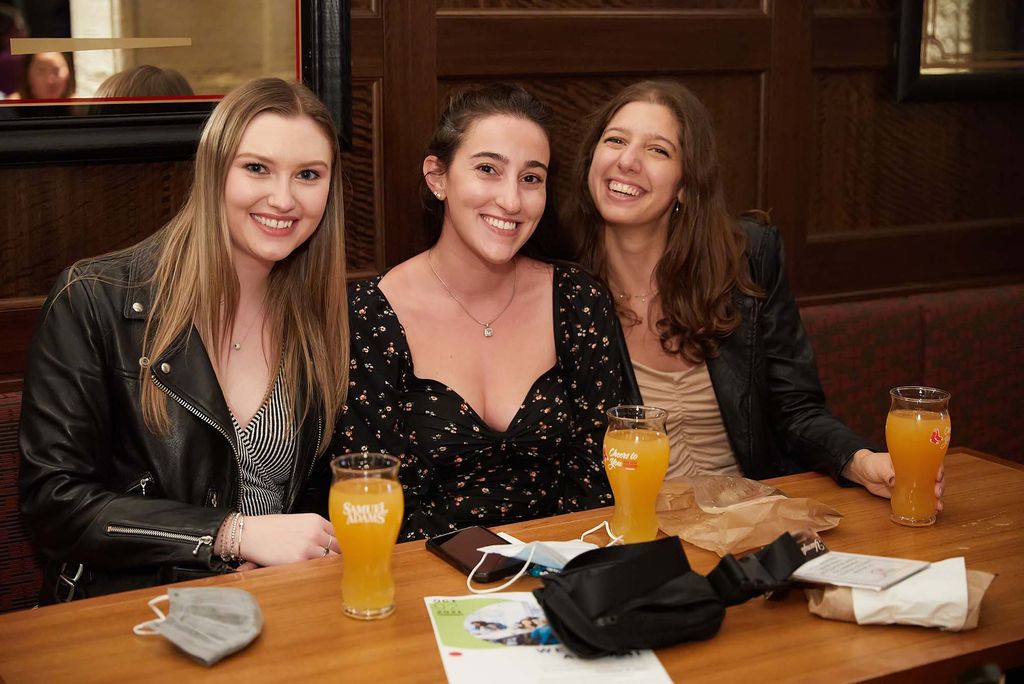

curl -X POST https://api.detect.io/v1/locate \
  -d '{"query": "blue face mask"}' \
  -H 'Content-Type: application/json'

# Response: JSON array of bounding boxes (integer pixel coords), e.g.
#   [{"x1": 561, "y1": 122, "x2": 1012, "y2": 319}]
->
[
  {"x1": 467, "y1": 521, "x2": 623, "y2": 594},
  {"x1": 132, "y1": 587, "x2": 263, "y2": 666},
  {"x1": 476, "y1": 539, "x2": 599, "y2": 571}
]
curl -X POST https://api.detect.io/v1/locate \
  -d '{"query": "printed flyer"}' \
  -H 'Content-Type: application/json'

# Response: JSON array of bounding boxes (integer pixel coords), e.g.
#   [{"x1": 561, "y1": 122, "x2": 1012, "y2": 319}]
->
[{"x1": 424, "y1": 593, "x2": 671, "y2": 683}]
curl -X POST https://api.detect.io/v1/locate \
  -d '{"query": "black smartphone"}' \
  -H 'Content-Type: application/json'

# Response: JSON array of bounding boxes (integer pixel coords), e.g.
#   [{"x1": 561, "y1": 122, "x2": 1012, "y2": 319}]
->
[{"x1": 425, "y1": 526, "x2": 526, "y2": 583}]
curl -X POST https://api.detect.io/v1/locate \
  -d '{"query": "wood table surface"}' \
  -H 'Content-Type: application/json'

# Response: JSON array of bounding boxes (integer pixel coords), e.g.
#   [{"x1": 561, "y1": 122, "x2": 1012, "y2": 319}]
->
[{"x1": 1, "y1": 447, "x2": 1022, "y2": 683}]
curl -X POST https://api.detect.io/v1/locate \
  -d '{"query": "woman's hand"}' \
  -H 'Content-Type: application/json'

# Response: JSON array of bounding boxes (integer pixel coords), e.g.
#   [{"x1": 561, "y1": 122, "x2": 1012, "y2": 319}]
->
[
  {"x1": 237, "y1": 513, "x2": 339, "y2": 567},
  {"x1": 842, "y1": 449, "x2": 945, "y2": 512}
]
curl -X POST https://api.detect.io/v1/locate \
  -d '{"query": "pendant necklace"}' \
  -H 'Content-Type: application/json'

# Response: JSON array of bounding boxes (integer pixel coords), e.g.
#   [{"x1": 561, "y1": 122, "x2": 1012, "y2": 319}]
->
[
  {"x1": 231, "y1": 309, "x2": 263, "y2": 351},
  {"x1": 427, "y1": 250, "x2": 518, "y2": 338}
]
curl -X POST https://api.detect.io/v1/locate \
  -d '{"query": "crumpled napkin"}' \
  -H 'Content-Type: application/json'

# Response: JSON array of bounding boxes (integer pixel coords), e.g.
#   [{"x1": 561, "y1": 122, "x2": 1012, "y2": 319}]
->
[
  {"x1": 806, "y1": 558, "x2": 996, "y2": 631},
  {"x1": 655, "y1": 475, "x2": 842, "y2": 556}
]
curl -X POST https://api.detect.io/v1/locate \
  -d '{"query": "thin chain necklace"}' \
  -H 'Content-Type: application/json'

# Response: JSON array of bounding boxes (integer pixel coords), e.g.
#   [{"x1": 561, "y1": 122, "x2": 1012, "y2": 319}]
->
[
  {"x1": 231, "y1": 308, "x2": 264, "y2": 351},
  {"x1": 615, "y1": 291, "x2": 658, "y2": 304},
  {"x1": 427, "y1": 250, "x2": 517, "y2": 338}
]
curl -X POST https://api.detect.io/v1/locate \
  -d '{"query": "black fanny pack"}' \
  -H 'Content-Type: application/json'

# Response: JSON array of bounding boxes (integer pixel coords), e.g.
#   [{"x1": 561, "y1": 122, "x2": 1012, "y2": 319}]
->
[{"x1": 532, "y1": 533, "x2": 808, "y2": 658}]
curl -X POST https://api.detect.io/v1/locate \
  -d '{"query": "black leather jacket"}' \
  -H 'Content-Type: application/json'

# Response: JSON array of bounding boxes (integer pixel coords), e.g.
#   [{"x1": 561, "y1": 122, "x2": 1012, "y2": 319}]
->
[
  {"x1": 707, "y1": 221, "x2": 876, "y2": 480},
  {"x1": 18, "y1": 244, "x2": 325, "y2": 604}
]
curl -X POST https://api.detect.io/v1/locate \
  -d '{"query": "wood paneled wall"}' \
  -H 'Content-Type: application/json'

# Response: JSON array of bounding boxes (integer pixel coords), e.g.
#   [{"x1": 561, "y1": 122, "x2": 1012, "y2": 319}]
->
[{"x1": 2, "y1": 0, "x2": 1023, "y2": 388}]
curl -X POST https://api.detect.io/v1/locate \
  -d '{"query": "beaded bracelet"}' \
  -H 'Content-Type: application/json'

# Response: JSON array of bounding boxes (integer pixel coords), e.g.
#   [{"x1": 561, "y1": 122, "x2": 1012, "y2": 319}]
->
[{"x1": 219, "y1": 511, "x2": 242, "y2": 563}]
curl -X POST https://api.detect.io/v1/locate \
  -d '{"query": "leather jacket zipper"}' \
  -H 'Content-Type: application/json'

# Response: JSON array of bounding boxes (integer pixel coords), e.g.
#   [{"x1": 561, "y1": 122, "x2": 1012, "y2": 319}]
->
[
  {"x1": 124, "y1": 473, "x2": 154, "y2": 497},
  {"x1": 150, "y1": 373, "x2": 243, "y2": 509},
  {"x1": 106, "y1": 524, "x2": 214, "y2": 556},
  {"x1": 304, "y1": 415, "x2": 325, "y2": 483}
]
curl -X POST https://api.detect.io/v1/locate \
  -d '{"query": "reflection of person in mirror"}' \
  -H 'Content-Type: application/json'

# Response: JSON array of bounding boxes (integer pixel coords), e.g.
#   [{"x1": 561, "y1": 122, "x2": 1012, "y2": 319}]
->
[
  {"x1": 7, "y1": 51, "x2": 74, "y2": 100},
  {"x1": 18, "y1": 78, "x2": 350, "y2": 605},
  {"x1": 0, "y1": 5, "x2": 28, "y2": 97},
  {"x1": 94, "y1": 64, "x2": 193, "y2": 99}
]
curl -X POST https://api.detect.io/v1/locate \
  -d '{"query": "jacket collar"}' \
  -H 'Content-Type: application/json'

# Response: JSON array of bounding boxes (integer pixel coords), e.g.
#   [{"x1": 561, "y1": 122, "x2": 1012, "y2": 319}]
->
[
  {"x1": 123, "y1": 247, "x2": 240, "y2": 457},
  {"x1": 123, "y1": 247, "x2": 324, "y2": 506}
]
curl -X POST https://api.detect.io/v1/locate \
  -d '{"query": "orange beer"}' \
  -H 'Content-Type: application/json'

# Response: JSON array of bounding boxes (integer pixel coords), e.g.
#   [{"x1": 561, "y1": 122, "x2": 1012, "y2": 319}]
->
[
  {"x1": 604, "y1": 406, "x2": 670, "y2": 543},
  {"x1": 329, "y1": 454, "x2": 404, "y2": 619},
  {"x1": 885, "y1": 387, "x2": 951, "y2": 527}
]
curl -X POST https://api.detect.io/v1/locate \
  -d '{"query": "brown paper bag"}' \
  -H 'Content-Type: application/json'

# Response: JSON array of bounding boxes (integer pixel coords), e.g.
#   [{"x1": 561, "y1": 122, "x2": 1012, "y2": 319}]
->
[
  {"x1": 656, "y1": 475, "x2": 842, "y2": 556},
  {"x1": 805, "y1": 570, "x2": 996, "y2": 631}
]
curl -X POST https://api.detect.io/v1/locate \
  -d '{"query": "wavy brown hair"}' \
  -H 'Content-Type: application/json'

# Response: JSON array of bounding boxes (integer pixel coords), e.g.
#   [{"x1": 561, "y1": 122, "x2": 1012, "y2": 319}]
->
[
  {"x1": 566, "y1": 80, "x2": 762, "y2": 363},
  {"x1": 71, "y1": 78, "x2": 348, "y2": 448}
]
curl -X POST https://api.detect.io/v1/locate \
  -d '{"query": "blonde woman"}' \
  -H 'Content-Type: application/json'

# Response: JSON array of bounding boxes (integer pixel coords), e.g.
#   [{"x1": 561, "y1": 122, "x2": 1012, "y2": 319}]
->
[{"x1": 19, "y1": 78, "x2": 349, "y2": 604}]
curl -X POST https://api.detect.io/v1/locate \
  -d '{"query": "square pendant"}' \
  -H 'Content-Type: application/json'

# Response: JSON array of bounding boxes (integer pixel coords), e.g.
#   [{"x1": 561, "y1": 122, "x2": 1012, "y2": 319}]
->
[{"x1": 483, "y1": 326, "x2": 494, "y2": 337}]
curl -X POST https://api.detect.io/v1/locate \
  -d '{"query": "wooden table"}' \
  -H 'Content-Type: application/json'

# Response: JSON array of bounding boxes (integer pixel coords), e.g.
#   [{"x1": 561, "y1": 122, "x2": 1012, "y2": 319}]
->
[{"x1": 1, "y1": 448, "x2": 1022, "y2": 683}]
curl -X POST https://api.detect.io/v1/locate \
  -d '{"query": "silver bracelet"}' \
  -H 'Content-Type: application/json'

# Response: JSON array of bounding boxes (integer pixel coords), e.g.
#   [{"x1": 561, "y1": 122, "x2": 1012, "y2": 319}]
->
[
  {"x1": 236, "y1": 513, "x2": 246, "y2": 563},
  {"x1": 221, "y1": 511, "x2": 241, "y2": 563}
]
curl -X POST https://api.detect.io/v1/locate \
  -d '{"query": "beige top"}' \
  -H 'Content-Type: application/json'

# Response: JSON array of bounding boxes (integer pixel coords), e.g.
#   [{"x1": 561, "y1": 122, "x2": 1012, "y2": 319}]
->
[{"x1": 633, "y1": 360, "x2": 741, "y2": 479}]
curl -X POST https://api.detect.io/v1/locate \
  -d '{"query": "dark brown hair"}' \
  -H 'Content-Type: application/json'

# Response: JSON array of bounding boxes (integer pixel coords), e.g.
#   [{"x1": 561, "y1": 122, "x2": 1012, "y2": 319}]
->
[
  {"x1": 566, "y1": 80, "x2": 762, "y2": 363},
  {"x1": 422, "y1": 83, "x2": 570, "y2": 259},
  {"x1": 16, "y1": 51, "x2": 75, "y2": 99}
]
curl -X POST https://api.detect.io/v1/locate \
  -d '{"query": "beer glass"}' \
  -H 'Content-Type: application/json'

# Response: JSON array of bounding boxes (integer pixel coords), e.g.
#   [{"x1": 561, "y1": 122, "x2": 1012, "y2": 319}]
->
[
  {"x1": 885, "y1": 386, "x2": 951, "y2": 527},
  {"x1": 603, "y1": 405, "x2": 670, "y2": 543},
  {"x1": 328, "y1": 453, "x2": 404, "y2": 619}
]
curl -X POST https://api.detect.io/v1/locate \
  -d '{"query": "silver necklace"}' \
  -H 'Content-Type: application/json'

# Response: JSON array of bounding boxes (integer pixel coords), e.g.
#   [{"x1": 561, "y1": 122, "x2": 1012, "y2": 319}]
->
[
  {"x1": 231, "y1": 309, "x2": 263, "y2": 351},
  {"x1": 427, "y1": 250, "x2": 518, "y2": 338}
]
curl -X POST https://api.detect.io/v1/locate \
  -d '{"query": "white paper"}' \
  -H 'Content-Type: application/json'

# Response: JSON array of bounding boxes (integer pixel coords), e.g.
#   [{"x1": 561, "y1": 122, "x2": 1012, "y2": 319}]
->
[
  {"x1": 790, "y1": 551, "x2": 929, "y2": 590},
  {"x1": 424, "y1": 594, "x2": 671, "y2": 684},
  {"x1": 852, "y1": 557, "x2": 969, "y2": 630}
]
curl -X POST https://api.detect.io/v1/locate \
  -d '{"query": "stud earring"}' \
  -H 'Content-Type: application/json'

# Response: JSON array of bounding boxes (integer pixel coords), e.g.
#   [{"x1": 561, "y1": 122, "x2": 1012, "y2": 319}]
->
[
  {"x1": 435, "y1": 191, "x2": 445, "y2": 200},
  {"x1": 673, "y1": 200, "x2": 681, "y2": 214}
]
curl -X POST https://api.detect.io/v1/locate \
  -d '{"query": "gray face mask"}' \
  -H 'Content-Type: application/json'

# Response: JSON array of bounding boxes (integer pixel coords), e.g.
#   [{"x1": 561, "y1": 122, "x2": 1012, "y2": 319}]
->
[{"x1": 132, "y1": 587, "x2": 263, "y2": 666}]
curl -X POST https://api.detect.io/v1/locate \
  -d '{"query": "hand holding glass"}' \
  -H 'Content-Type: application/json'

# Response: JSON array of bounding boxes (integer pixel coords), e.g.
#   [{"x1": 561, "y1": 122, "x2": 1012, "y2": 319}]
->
[
  {"x1": 328, "y1": 453, "x2": 404, "y2": 619},
  {"x1": 603, "y1": 405, "x2": 670, "y2": 543},
  {"x1": 885, "y1": 386, "x2": 951, "y2": 527}
]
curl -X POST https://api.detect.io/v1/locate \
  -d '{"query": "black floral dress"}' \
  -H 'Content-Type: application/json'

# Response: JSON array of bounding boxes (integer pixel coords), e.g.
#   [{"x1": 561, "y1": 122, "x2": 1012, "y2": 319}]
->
[{"x1": 332, "y1": 264, "x2": 638, "y2": 541}]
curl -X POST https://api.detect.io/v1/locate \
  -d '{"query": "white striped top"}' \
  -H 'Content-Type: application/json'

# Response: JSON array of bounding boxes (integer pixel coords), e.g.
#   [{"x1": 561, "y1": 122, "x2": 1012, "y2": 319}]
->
[{"x1": 229, "y1": 373, "x2": 297, "y2": 516}]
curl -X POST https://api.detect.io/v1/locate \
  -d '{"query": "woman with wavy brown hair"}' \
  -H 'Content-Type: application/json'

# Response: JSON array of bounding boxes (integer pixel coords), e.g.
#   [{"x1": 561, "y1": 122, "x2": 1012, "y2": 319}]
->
[
  {"x1": 564, "y1": 80, "x2": 943, "y2": 506},
  {"x1": 19, "y1": 78, "x2": 349, "y2": 603}
]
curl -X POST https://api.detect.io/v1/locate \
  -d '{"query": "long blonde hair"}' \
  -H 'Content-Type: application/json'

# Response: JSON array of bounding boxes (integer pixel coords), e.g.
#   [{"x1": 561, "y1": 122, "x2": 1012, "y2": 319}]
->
[{"x1": 138, "y1": 77, "x2": 348, "y2": 446}]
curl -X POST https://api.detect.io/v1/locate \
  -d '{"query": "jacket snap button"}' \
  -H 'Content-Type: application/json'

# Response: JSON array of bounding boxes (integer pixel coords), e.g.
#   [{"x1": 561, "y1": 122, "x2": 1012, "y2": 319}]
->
[
  {"x1": 160, "y1": 362, "x2": 171, "y2": 373},
  {"x1": 139, "y1": 356, "x2": 150, "y2": 368},
  {"x1": 132, "y1": 302, "x2": 144, "y2": 313}
]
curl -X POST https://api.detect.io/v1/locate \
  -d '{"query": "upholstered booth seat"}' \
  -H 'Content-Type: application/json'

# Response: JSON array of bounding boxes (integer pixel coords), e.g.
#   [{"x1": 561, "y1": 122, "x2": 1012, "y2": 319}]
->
[{"x1": 801, "y1": 284, "x2": 1024, "y2": 464}]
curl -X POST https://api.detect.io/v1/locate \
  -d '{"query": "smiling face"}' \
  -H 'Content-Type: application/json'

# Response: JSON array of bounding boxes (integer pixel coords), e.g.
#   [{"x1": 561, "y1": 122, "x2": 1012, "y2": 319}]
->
[
  {"x1": 223, "y1": 112, "x2": 333, "y2": 273},
  {"x1": 587, "y1": 100, "x2": 685, "y2": 234},
  {"x1": 426, "y1": 114, "x2": 549, "y2": 265}
]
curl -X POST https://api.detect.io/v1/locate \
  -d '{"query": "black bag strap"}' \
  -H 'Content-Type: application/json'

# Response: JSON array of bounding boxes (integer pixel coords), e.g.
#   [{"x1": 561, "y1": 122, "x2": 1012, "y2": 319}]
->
[
  {"x1": 706, "y1": 532, "x2": 807, "y2": 606},
  {"x1": 533, "y1": 532, "x2": 810, "y2": 658}
]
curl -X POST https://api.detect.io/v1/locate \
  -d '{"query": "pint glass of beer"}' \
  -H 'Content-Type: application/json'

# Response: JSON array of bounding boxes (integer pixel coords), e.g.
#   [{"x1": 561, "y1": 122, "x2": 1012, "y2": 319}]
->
[
  {"x1": 603, "y1": 405, "x2": 670, "y2": 543},
  {"x1": 328, "y1": 453, "x2": 404, "y2": 619},
  {"x1": 885, "y1": 386, "x2": 951, "y2": 527}
]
